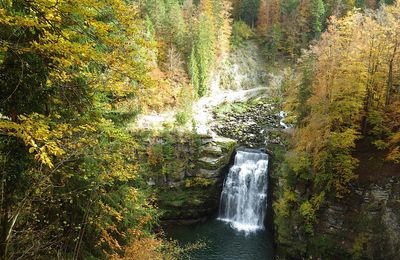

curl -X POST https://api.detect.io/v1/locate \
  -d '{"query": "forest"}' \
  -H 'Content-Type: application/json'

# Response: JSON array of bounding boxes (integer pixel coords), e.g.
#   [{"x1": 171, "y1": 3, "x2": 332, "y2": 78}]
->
[{"x1": 0, "y1": 0, "x2": 399, "y2": 259}]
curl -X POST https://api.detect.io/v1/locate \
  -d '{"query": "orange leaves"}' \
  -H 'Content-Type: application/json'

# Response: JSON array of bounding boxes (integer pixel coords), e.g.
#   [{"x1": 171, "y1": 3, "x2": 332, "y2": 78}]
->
[
  {"x1": 388, "y1": 146, "x2": 400, "y2": 163},
  {"x1": 98, "y1": 224, "x2": 124, "y2": 253},
  {"x1": 112, "y1": 236, "x2": 164, "y2": 260},
  {"x1": 256, "y1": 0, "x2": 269, "y2": 36}
]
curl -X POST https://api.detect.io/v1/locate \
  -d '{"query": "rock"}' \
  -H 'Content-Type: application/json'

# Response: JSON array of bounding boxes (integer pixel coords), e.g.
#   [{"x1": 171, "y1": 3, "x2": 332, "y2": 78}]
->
[
  {"x1": 212, "y1": 136, "x2": 237, "y2": 153},
  {"x1": 297, "y1": 176, "x2": 400, "y2": 258},
  {"x1": 201, "y1": 138, "x2": 214, "y2": 145},
  {"x1": 168, "y1": 181, "x2": 185, "y2": 188},
  {"x1": 371, "y1": 185, "x2": 390, "y2": 202},
  {"x1": 153, "y1": 133, "x2": 236, "y2": 223},
  {"x1": 196, "y1": 168, "x2": 221, "y2": 178},
  {"x1": 382, "y1": 207, "x2": 400, "y2": 253},
  {"x1": 210, "y1": 98, "x2": 282, "y2": 147},
  {"x1": 147, "y1": 178, "x2": 156, "y2": 186},
  {"x1": 202, "y1": 145, "x2": 223, "y2": 157},
  {"x1": 198, "y1": 156, "x2": 228, "y2": 170}
]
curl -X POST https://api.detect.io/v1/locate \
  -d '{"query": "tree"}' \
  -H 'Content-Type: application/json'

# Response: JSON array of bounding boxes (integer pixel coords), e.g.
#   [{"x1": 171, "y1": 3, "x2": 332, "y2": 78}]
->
[
  {"x1": 286, "y1": 12, "x2": 368, "y2": 199},
  {"x1": 213, "y1": 0, "x2": 233, "y2": 57},
  {"x1": 187, "y1": 0, "x2": 232, "y2": 97},
  {"x1": 0, "y1": 0, "x2": 159, "y2": 258},
  {"x1": 144, "y1": 0, "x2": 167, "y2": 34},
  {"x1": 189, "y1": 47, "x2": 200, "y2": 95},
  {"x1": 243, "y1": 0, "x2": 260, "y2": 27},
  {"x1": 191, "y1": 14, "x2": 216, "y2": 97},
  {"x1": 256, "y1": 0, "x2": 269, "y2": 36},
  {"x1": 256, "y1": 0, "x2": 281, "y2": 36},
  {"x1": 285, "y1": 2, "x2": 400, "y2": 205},
  {"x1": 165, "y1": 0, "x2": 187, "y2": 50},
  {"x1": 310, "y1": 0, "x2": 325, "y2": 38}
]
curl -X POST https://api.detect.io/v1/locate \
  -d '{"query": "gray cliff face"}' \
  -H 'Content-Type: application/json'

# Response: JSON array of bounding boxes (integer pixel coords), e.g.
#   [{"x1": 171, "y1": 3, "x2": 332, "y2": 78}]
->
[
  {"x1": 273, "y1": 171, "x2": 400, "y2": 259},
  {"x1": 152, "y1": 134, "x2": 237, "y2": 223},
  {"x1": 316, "y1": 176, "x2": 400, "y2": 258}
]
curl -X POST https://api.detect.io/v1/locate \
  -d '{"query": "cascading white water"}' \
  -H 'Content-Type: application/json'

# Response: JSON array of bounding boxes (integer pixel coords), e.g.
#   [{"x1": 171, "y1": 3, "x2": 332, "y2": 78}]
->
[{"x1": 218, "y1": 149, "x2": 269, "y2": 232}]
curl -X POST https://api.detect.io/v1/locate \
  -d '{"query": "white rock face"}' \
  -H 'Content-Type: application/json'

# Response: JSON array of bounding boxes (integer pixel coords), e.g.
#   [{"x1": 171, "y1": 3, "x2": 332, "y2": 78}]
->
[{"x1": 131, "y1": 40, "x2": 273, "y2": 135}]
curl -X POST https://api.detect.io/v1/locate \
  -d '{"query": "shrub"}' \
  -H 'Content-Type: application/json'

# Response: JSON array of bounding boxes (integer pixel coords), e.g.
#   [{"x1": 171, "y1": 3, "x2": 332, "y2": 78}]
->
[{"x1": 231, "y1": 21, "x2": 255, "y2": 48}]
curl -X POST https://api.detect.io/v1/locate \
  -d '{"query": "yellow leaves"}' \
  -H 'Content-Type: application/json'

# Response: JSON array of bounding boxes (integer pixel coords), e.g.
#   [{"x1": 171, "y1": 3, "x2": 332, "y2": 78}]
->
[
  {"x1": 298, "y1": 192, "x2": 324, "y2": 234},
  {"x1": 0, "y1": 114, "x2": 68, "y2": 168},
  {"x1": 387, "y1": 131, "x2": 400, "y2": 163},
  {"x1": 99, "y1": 159, "x2": 136, "y2": 183},
  {"x1": 0, "y1": 113, "x2": 100, "y2": 169},
  {"x1": 274, "y1": 190, "x2": 297, "y2": 218},
  {"x1": 284, "y1": 190, "x2": 297, "y2": 203},
  {"x1": 78, "y1": 124, "x2": 96, "y2": 132},
  {"x1": 100, "y1": 201, "x2": 124, "y2": 223},
  {"x1": 0, "y1": 2, "x2": 158, "y2": 256},
  {"x1": 0, "y1": 10, "x2": 38, "y2": 27},
  {"x1": 285, "y1": 7, "x2": 400, "y2": 198},
  {"x1": 287, "y1": 151, "x2": 311, "y2": 176},
  {"x1": 1, "y1": 0, "x2": 153, "y2": 101},
  {"x1": 299, "y1": 200, "x2": 315, "y2": 233},
  {"x1": 388, "y1": 146, "x2": 400, "y2": 163},
  {"x1": 329, "y1": 129, "x2": 359, "y2": 150}
]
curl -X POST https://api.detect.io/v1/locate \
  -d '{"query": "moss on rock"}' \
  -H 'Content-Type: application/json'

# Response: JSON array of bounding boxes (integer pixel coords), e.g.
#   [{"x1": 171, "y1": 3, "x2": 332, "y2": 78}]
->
[{"x1": 157, "y1": 184, "x2": 222, "y2": 220}]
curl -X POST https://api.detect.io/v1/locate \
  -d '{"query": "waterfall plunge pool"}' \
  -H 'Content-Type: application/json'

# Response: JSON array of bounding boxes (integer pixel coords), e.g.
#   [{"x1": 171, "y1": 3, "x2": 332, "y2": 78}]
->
[
  {"x1": 165, "y1": 149, "x2": 274, "y2": 259},
  {"x1": 165, "y1": 218, "x2": 274, "y2": 259}
]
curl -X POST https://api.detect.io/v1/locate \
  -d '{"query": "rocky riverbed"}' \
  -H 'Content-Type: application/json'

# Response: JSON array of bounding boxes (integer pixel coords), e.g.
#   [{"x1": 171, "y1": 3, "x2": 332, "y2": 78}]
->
[{"x1": 210, "y1": 98, "x2": 286, "y2": 149}]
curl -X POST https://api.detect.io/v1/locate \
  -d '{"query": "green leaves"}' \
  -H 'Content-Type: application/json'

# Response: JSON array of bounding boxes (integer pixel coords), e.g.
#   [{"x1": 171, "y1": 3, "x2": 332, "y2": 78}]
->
[{"x1": 0, "y1": 0, "x2": 161, "y2": 258}]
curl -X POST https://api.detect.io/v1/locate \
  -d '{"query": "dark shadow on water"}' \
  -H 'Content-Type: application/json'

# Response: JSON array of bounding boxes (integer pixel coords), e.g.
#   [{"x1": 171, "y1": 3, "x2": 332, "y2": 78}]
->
[{"x1": 165, "y1": 218, "x2": 274, "y2": 260}]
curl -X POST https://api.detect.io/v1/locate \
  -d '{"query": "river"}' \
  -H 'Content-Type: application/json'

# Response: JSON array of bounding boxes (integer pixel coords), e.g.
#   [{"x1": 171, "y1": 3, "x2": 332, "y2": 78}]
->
[{"x1": 166, "y1": 218, "x2": 274, "y2": 259}]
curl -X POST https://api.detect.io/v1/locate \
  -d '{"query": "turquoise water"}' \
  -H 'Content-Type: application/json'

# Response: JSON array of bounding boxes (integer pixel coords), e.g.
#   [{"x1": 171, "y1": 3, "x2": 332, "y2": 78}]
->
[{"x1": 165, "y1": 218, "x2": 274, "y2": 260}]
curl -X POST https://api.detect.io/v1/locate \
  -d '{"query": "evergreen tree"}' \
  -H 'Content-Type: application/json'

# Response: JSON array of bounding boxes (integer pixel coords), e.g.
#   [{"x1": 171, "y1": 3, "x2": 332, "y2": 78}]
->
[
  {"x1": 145, "y1": 0, "x2": 167, "y2": 32},
  {"x1": 241, "y1": 0, "x2": 260, "y2": 27},
  {"x1": 193, "y1": 15, "x2": 216, "y2": 97},
  {"x1": 165, "y1": 0, "x2": 186, "y2": 49},
  {"x1": 189, "y1": 47, "x2": 200, "y2": 96},
  {"x1": 310, "y1": 0, "x2": 326, "y2": 38}
]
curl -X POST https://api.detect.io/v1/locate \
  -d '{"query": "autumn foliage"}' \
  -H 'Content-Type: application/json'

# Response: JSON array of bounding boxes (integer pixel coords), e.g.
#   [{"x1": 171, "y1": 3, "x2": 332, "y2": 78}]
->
[{"x1": 276, "y1": 3, "x2": 400, "y2": 242}]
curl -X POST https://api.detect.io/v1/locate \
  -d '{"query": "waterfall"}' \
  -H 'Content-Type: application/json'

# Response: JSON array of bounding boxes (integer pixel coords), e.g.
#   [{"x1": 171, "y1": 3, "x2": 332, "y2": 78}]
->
[{"x1": 218, "y1": 149, "x2": 269, "y2": 232}]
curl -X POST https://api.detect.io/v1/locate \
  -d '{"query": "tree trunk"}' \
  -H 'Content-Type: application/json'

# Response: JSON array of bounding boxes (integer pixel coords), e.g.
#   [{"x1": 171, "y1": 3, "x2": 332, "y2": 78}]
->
[
  {"x1": 385, "y1": 45, "x2": 397, "y2": 110},
  {"x1": 0, "y1": 190, "x2": 10, "y2": 260}
]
